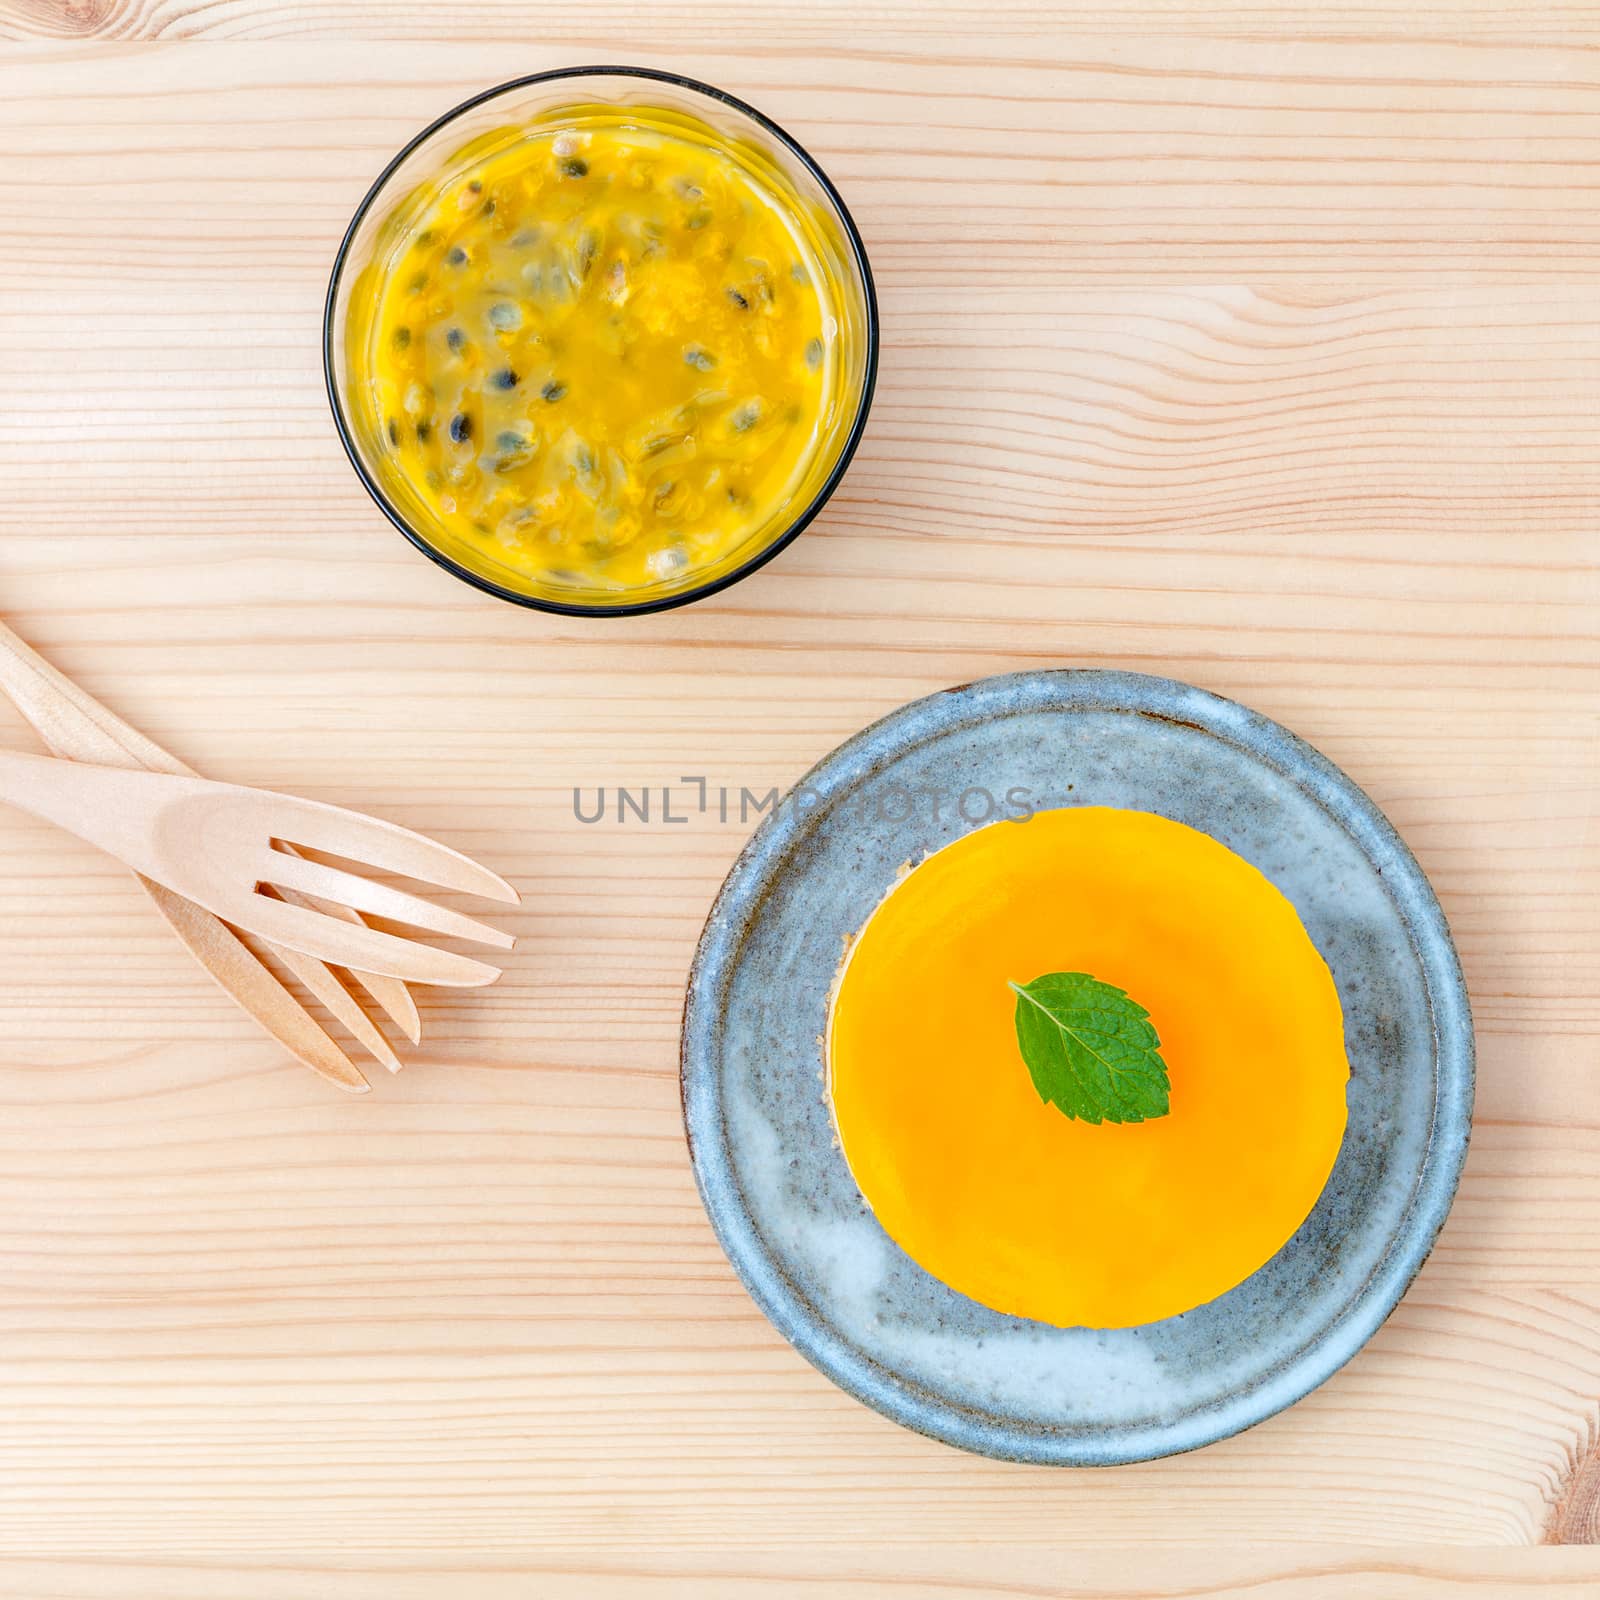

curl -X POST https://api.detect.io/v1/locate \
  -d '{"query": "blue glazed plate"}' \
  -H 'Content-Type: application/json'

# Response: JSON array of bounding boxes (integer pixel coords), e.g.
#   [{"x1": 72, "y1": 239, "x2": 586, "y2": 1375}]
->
[{"x1": 680, "y1": 670, "x2": 1474, "y2": 1465}]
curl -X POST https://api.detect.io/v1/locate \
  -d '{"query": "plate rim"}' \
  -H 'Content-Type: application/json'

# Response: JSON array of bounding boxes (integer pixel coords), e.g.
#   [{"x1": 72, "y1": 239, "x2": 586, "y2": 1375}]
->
[{"x1": 680, "y1": 668, "x2": 1475, "y2": 1465}]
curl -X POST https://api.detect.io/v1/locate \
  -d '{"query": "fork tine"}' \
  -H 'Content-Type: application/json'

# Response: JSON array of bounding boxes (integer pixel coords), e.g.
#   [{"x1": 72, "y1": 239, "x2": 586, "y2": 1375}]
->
[
  {"x1": 232, "y1": 893, "x2": 505, "y2": 988},
  {"x1": 272, "y1": 846, "x2": 422, "y2": 1044},
  {"x1": 144, "y1": 878, "x2": 372, "y2": 1093},
  {"x1": 267, "y1": 797, "x2": 519, "y2": 904},
  {"x1": 258, "y1": 890, "x2": 404, "y2": 1074},
  {"x1": 262, "y1": 852, "x2": 516, "y2": 951},
  {"x1": 349, "y1": 966, "x2": 423, "y2": 1045}
]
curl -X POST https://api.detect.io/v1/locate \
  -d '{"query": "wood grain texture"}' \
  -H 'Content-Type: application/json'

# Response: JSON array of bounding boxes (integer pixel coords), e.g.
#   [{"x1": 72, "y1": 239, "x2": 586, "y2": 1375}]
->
[
  {"x1": 5, "y1": 0, "x2": 1600, "y2": 41},
  {"x1": 5, "y1": 1549, "x2": 1600, "y2": 1599},
  {"x1": 1, "y1": 5, "x2": 1599, "y2": 1592}
]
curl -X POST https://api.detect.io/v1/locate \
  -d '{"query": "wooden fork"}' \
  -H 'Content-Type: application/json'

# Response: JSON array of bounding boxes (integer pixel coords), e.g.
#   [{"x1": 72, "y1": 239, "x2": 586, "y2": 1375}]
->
[
  {"x1": 0, "y1": 620, "x2": 418, "y2": 1091},
  {"x1": 0, "y1": 750, "x2": 518, "y2": 988}
]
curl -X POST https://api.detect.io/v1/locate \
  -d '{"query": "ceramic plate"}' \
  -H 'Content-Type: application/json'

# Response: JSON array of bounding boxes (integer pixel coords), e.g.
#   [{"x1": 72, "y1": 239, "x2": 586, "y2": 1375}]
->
[{"x1": 680, "y1": 670, "x2": 1474, "y2": 1464}]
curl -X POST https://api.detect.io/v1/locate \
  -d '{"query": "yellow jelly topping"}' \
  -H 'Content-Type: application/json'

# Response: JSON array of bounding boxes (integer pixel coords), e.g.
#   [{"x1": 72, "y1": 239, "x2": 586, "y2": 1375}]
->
[
  {"x1": 343, "y1": 105, "x2": 851, "y2": 603},
  {"x1": 828, "y1": 807, "x2": 1351, "y2": 1330}
]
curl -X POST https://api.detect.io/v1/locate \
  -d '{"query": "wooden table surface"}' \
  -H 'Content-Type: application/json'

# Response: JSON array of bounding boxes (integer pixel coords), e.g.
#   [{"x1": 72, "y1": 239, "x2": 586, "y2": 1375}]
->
[{"x1": 2, "y1": 3, "x2": 1599, "y2": 1594}]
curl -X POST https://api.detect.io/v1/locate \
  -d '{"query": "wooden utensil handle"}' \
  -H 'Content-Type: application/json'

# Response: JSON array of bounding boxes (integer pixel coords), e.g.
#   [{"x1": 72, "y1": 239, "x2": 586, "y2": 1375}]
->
[
  {"x1": 0, "y1": 619, "x2": 420, "y2": 1050},
  {"x1": 0, "y1": 748, "x2": 179, "y2": 866},
  {"x1": 0, "y1": 620, "x2": 189, "y2": 775},
  {"x1": 0, "y1": 622, "x2": 373, "y2": 1092}
]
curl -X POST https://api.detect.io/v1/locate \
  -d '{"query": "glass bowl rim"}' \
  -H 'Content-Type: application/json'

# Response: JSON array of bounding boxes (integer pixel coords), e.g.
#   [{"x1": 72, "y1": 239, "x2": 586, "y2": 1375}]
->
[{"x1": 322, "y1": 63, "x2": 881, "y2": 618}]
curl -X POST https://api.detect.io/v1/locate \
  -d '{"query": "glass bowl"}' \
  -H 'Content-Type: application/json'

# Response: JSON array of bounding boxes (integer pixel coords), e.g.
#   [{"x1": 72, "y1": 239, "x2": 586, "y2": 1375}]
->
[{"x1": 324, "y1": 66, "x2": 878, "y2": 617}]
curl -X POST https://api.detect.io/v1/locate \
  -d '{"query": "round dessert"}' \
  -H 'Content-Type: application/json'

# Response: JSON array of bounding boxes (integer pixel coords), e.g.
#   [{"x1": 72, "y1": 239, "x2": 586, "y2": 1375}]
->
[
  {"x1": 827, "y1": 806, "x2": 1351, "y2": 1330},
  {"x1": 339, "y1": 100, "x2": 855, "y2": 604}
]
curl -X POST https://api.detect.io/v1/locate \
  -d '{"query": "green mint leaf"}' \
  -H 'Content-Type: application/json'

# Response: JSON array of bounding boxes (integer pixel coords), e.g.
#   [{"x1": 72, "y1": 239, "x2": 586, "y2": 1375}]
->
[{"x1": 1009, "y1": 972, "x2": 1169, "y2": 1125}]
